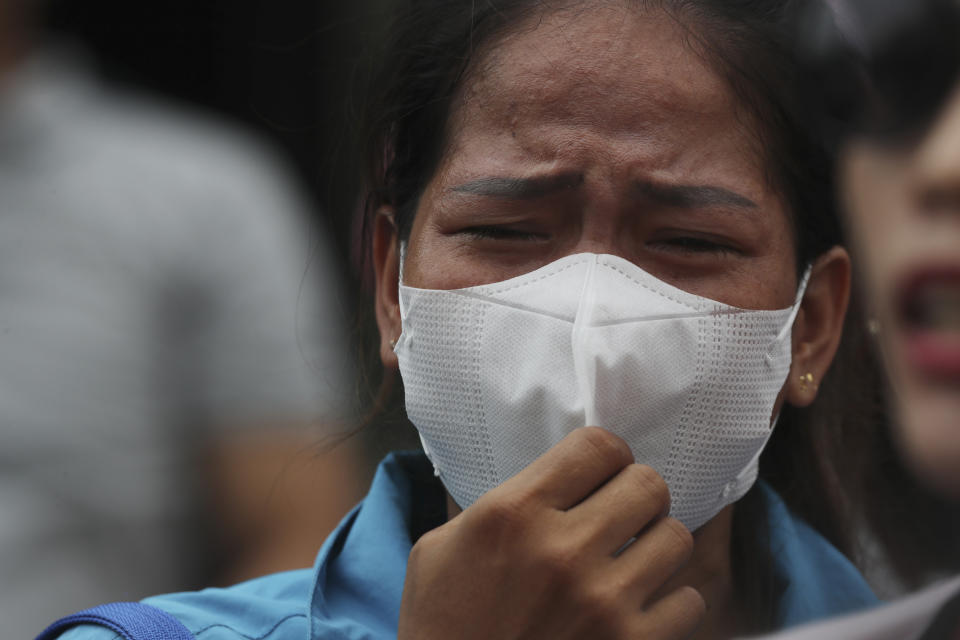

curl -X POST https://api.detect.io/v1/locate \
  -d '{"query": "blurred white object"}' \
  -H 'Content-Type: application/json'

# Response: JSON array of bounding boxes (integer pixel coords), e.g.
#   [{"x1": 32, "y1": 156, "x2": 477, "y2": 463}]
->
[{"x1": 744, "y1": 575, "x2": 960, "y2": 640}]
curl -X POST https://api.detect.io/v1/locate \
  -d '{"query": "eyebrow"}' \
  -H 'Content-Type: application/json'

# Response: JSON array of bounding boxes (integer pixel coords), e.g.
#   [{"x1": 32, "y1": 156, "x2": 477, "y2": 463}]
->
[
  {"x1": 450, "y1": 174, "x2": 758, "y2": 209},
  {"x1": 450, "y1": 173, "x2": 584, "y2": 199},
  {"x1": 632, "y1": 180, "x2": 758, "y2": 209}
]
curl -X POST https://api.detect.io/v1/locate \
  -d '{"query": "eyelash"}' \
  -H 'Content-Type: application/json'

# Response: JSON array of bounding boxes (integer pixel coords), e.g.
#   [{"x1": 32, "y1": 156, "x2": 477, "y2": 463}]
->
[
  {"x1": 460, "y1": 226, "x2": 547, "y2": 242},
  {"x1": 461, "y1": 226, "x2": 740, "y2": 256},
  {"x1": 652, "y1": 236, "x2": 740, "y2": 255}
]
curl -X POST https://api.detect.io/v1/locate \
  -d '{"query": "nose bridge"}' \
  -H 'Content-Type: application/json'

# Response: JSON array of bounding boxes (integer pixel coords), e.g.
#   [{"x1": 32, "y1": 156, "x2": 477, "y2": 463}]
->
[
  {"x1": 572, "y1": 178, "x2": 632, "y2": 257},
  {"x1": 913, "y1": 86, "x2": 960, "y2": 205},
  {"x1": 572, "y1": 235, "x2": 623, "y2": 256}
]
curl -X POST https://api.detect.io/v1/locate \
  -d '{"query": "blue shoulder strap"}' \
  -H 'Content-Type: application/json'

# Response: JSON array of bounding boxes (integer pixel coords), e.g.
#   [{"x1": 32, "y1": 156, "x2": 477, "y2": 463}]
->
[{"x1": 34, "y1": 602, "x2": 194, "y2": 640}]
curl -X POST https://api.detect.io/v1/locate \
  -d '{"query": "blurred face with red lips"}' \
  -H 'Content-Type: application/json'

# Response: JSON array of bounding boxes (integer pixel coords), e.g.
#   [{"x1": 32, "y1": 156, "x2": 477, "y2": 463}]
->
[{"x1": 842, "y1": 82, "x2": 960, "y2": 497}]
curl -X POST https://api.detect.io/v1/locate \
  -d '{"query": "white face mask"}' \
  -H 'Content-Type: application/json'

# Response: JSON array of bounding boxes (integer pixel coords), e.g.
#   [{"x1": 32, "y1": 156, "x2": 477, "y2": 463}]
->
[{"x1": 395, "y1": 252, "x2": 810, "y2": 531}]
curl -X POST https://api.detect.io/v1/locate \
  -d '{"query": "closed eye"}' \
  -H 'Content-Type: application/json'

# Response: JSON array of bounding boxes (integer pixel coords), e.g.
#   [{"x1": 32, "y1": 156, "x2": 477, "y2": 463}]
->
[
  {"x1": 651, "y1": 236, "x2": 741, "y2": 255},
  {"x1": 460, "y1": 226, "x2": 548, "y2": 241}
]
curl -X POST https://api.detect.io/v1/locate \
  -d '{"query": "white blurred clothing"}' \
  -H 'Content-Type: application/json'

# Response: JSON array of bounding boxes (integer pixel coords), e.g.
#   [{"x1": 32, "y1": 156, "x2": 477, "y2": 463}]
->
[{"x1": 0, "y1": 48, "x2": 353, "y2": 638}]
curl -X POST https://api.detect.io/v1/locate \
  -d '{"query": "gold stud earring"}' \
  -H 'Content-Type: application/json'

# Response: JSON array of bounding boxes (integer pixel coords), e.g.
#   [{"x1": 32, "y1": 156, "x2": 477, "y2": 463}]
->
[{"x1": 799, "y1": 372, "x2": 815, "y2": 391}]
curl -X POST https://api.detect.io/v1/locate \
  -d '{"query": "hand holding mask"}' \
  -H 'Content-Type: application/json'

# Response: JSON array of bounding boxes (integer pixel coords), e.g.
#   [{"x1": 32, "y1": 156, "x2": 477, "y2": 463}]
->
[{"x1": 397, "y1": 427, "x2": 706, "y2": 640}]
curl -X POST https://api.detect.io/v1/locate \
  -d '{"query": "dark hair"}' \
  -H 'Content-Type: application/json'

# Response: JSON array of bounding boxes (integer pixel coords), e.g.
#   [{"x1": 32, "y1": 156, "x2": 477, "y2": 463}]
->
[
  {"x1": 356, "y1": 0, "x2": 867, "y2": 631},
  {"x1": 358, "y1": 0, "x2": 847, "y2": 272},
  {"x1": 794, "y1": 0, "x2": 960, "y2": 145},
  {"x1": 793, "y1": 0, "x2": 960, "y2": 586}
]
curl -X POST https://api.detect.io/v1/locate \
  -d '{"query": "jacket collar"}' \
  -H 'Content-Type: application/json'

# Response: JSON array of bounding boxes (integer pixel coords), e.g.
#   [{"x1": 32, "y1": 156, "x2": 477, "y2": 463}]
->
[
  {"x1": 761, "y1": 483, "x2": 878, "y2": 628},
  {"x1": 309, "y1": 452, "x2": 442, "y2": 639},
  {"x1": 307, "y1": 454, "x2": 876, "y2": 636}
]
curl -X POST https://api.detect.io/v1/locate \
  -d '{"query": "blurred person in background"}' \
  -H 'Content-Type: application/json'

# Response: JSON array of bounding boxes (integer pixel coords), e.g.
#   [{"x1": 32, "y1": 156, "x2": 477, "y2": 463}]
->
[
  {"x1": 0, "y1": 0, "x2": 364, "y2": 636},
  {"x1": 748, "y1": 0, "x2": 960, "y2": 638}
]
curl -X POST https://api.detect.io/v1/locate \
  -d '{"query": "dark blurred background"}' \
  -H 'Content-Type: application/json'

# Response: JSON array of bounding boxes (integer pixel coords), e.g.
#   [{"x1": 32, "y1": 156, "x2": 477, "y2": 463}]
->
[{"x1": 43, "y1": 0, "x2": 392, "y2": 262}]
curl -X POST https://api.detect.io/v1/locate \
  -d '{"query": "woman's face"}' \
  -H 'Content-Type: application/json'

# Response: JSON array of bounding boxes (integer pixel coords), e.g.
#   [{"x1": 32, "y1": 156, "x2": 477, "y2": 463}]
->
[
  {"x1": 376, "y1": 3, "x2": 850, "y2": 413},
  {"x1": 842, "y1": 81, "x2": 960, "y2": 496},
  {"x1": 403, "y1": 5, "x2": 798, "y2": 308}
]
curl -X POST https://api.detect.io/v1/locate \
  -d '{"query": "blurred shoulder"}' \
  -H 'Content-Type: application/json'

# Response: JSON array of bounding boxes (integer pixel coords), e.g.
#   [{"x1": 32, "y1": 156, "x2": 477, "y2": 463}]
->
[
  {"x1": 25, "y1": 46, "x2": 299, "y2": 200},
  {"x1": 46, "y1": 568, "x2": 315, "y2": 640}
]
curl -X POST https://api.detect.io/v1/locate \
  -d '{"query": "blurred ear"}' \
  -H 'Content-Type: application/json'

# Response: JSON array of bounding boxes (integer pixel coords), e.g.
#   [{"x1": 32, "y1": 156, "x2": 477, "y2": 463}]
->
[
  {"x1": 373, "y1": 207, "x2": 402, "y2": 370},
  {"x1": 785, "y1": 246, "x2": 852, "y2": 407}
]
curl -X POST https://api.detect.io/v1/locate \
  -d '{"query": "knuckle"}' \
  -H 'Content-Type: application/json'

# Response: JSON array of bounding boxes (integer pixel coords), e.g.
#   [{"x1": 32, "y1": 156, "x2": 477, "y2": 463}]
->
[
  {"x1": 625, "y1": 464, "x2": 670, "y2": 512},
  {"x1": 406, "y1": 531, "x2": 443, "y2": 571},
  {"x1": 582, "y1": 582, "x2": 617, "y2": 609},
  {"x1": 679, "y1": 585, "x2": 708, "y2": 620},
  {"x1": 577, "y1": 427, "x2": 633, "y2": 468},
  {"x1": 660, "y1": 517, "x2": 695, "y2": 558},
  {"x1": 577, "y1": 583, "x2": 621, "y2": 627},
  {"x1": 409, "y1": 527, "x2": 444, "y2": 558},
  {"x1": 474, "y1": 494, "x2": 530, "y2": 534},
  {"x1": 635, "y1": 587, "x2": 706, "y2": 639},
  {"x1": 537, "y1": 538, "x2": 579, "y2": 577}
]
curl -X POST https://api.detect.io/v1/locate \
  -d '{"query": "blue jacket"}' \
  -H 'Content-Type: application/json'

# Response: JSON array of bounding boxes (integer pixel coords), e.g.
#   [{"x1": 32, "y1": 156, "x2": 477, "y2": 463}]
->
[{"x1": 55, "y1": 452, "x2": 877, "y2": 640}]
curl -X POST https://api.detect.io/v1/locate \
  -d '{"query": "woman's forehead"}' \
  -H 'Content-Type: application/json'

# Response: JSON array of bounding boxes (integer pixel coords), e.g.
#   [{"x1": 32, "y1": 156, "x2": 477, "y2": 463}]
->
[
  {"x1": 455, "y1": 5, "x2": 735, "y2": 129},
  {"x1": 437, "y1": 4, "x2": 767, "y2": 203}
]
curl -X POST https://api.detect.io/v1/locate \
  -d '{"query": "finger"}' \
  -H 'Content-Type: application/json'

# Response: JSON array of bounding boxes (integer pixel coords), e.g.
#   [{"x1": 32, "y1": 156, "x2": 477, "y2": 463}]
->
[
  {"x1": 614, "y1": 517, "x2": 694, "y2": 603},
  {"x1": 632, "y1": 585, "x2": 706, "y2": 640},
  {"x1": 566, "y1": 463, "x2": 671, "y2": 553},
  {"x1": 497, "y1": 426, "x2": 634, "y2": 510}
]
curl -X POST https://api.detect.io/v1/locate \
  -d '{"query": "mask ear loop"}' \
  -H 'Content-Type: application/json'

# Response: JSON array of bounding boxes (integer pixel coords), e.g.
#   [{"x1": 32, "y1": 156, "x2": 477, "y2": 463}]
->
[
  {"x1": 394, "y1": 238, "x2": 442, "y2": 476},
  {"x1": 774, "y1": 264, "x2": 815, "y2": 344},
  {"x1": 397, "y1": 239, "x2": 409, "y2": 321},
  {"x1": 728, "y1": 263, "x2": 815, "y2": 503}
]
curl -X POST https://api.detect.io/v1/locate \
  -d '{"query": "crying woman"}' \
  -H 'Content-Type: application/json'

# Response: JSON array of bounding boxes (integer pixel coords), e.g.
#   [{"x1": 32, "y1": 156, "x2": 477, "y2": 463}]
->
[
  {"x1": 47, "y1": 2, "x2": 881, "y2": 640},
  {"x1": 364, "y1": 1, "x2": 877, "y2": 638}
]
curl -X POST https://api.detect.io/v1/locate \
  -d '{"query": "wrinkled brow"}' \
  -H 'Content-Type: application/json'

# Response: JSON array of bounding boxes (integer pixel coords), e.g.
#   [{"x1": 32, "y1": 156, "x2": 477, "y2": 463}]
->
[
  {"x1": 450, "y1": 173, "x2": 758, "y2": 210},
  {"x1": 450, "y1": 173, "x2": 584, "y2": 199},
  {"x1": 632, "y1": 180, "x2": 758, "y2": 209}
]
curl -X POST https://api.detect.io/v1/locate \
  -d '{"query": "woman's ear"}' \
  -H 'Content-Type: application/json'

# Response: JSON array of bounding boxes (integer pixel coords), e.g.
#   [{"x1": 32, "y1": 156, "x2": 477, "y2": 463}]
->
[
  {"x1": 786, "y1": 246, "x2": 852, "y2": 407},
  {"x1": 373, "y1": 207, "x2": 402, "y2": 370}
]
